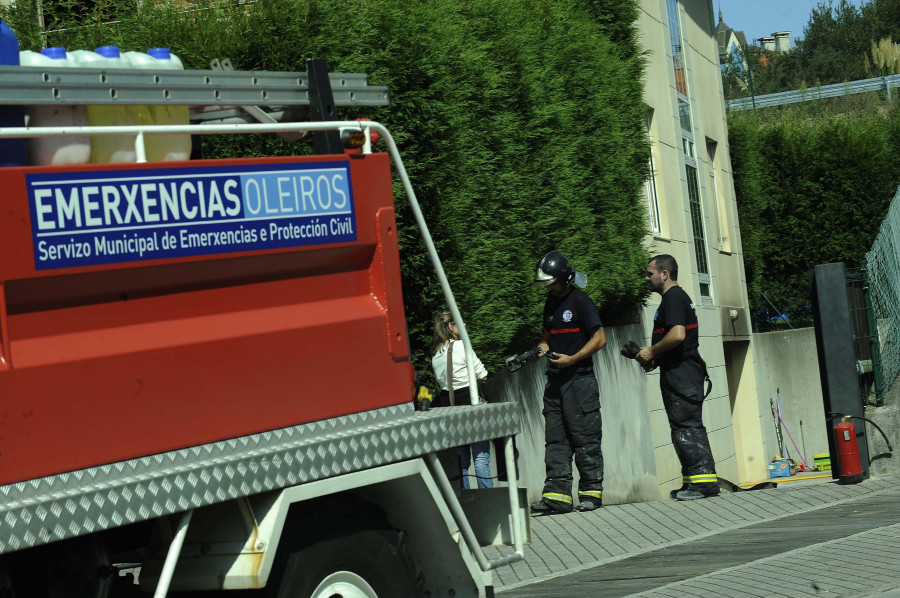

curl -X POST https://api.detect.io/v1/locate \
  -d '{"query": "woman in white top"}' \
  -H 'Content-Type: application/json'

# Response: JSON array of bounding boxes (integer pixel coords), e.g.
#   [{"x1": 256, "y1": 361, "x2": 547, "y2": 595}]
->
[{"x1": 430, "y1": 310, "x2": 493, "y2": 489}]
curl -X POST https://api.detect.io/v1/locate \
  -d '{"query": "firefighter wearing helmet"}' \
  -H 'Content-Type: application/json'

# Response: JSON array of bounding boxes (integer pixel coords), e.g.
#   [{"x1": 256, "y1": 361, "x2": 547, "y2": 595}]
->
[{"x1": 530, "y1": 251, "x2": 607, "y2": 514}]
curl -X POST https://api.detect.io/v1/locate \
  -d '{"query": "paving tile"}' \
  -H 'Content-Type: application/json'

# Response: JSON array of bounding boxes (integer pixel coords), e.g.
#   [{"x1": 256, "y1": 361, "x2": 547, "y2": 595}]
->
[
  {"x1": 700, "y1": 503, "x2": 740, "y2": 523},
  {"x1": 737, "y1": 569, "x2": 818, "y2": 594},
  {"x1": 633, "y1": 501, "x2": 696, "y2": 538},
  {"x1": 612, "y1": 508, "x2": 669, "y2": 545},
  {"x1": 716, "y1": 577, "x2": 770, "y2": 597},
  {"x1": 653, "y1": 500, "x2": 723, "y2": 532}
]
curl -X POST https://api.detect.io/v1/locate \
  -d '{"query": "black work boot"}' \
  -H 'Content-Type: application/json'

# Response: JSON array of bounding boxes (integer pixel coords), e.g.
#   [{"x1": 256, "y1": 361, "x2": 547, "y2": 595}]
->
[
  {"x1": 530, "y1": 499, "x2": 572, "y2": 515},
  {"x1": 575, "y1": 498, "x2": 602, "y2": 512},
  {"x1": 669, "y1": 485, "x2": 687, "y2": 499},
  {"x1": 675, "y1": 484, "x2": 720, "y2": 501}
]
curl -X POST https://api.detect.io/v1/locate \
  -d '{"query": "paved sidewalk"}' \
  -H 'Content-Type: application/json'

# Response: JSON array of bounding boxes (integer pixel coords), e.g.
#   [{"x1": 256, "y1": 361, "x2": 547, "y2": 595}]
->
[{"x1": 487, "y1": 474, "x2": 900, "y2": 597}]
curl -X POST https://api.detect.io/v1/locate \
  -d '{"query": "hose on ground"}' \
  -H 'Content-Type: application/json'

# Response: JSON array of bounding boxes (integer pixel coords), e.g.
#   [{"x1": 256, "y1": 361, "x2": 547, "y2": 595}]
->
[{"x1": 826, "y1": 412, "x2": 893, "y2": 452}]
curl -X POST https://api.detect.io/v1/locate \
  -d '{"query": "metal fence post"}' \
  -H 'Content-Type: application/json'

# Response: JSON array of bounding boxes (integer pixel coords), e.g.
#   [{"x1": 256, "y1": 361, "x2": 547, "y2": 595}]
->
[{"x1": 863, "y1": 267, "x2": 885, "y2": 405}]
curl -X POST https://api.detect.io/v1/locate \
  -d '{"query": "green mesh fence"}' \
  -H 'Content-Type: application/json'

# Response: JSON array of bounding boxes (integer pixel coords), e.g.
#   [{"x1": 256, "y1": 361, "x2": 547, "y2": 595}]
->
[{"x1": 865, "y1": 185, "x2": 900, "y2": 393}]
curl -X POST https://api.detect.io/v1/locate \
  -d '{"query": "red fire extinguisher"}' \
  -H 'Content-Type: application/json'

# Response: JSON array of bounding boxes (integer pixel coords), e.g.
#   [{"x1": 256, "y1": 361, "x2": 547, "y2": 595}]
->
[{"x1": 833, "y1": 417, "x2": 864, "y2": 485}]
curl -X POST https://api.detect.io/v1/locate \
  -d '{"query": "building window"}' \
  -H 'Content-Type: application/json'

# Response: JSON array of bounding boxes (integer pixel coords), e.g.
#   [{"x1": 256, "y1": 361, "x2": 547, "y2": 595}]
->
[
  {"x1": 686, "y1": 163, "x2": 711, "y2": 297},
  {"x1": 667, "y1": 0, "x2": 692, "y2": 133},
  {"x1": 678, "y1": 98, "x2": 692, "y2": 133},
  {"x1": 668, "y1": 0, "x2": 710, "y2": 298},
  {"x1": 707, "y1": 139, "x2": 731, "y2": 252},
  {"x1": 666, "y1": 0, "x2": 688, "y2": 97},
  {"x1": 645, "y1": 110, "x2": 661, "y2": 234}
]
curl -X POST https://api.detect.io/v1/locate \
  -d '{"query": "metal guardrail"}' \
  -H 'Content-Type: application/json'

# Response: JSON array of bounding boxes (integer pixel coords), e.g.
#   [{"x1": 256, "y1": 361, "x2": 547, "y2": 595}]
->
[{"x1": 726, "y1": 73, "x2": 900, "y2": 111}]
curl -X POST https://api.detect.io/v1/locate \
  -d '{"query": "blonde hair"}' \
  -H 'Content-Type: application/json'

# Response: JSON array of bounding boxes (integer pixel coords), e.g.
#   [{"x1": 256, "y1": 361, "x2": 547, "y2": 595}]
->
[{"x1": 431, "y1": 310, "x2": 455, "y2": 356}]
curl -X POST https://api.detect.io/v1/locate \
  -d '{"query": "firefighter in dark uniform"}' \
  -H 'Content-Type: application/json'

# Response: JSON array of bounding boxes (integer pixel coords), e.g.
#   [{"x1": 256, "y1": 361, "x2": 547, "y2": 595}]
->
[
  {"x1": 636, "y1": 254, "x2": 719, "y2": 501},
  {"x1": 530, "y1": 251, "x2": 607, "y2": 514}
]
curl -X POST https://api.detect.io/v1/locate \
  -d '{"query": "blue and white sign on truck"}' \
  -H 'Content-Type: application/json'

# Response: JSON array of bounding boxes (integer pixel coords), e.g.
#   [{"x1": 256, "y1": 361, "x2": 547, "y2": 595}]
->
[{"x1": 28, "y1": 161, "x2": 356, "y2": 269}]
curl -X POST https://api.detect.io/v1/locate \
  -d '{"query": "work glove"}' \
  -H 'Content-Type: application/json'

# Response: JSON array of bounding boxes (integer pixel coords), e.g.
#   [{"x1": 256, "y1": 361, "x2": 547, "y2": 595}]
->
[
  {"x1": 417, "y1": 385, "x2": 433, "y2": 411},
  {"x1": 620, "y1": 340, "x2": 641, "y2": 359}
]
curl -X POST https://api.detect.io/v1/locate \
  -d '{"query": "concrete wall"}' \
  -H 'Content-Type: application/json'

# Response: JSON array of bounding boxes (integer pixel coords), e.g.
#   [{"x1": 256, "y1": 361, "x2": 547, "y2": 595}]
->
[
  {"x1": 752, "y1": 328, "x2": 830, "y2": 469},
  {"x1": 866, "y1": 401, "x2": 900, "y2": 476},
  {"x1": 723, "y1": 339, "x2": 768, "y2": 482},
  {"x1": 866, "y1": 373, "x2": 900, "y2": 476},
  {"x1": 752, "y1": 327, "x2": 899, "y2": 478}
]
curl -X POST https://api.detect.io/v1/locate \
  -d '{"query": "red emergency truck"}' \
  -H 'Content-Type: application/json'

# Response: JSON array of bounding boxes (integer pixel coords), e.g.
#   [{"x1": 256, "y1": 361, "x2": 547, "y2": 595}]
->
[{"x1": 0, "y1": 58, "x2": 524, "y2": 598}]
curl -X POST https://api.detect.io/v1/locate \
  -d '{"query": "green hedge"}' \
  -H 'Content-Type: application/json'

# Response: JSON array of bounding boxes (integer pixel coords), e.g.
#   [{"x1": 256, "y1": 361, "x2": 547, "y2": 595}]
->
[
  {"x1": 729, "y1": 98, "x2": 900, "y2": 330},
  {"x1": 3, "y1": 0, "x2": 650, "y2": 374}
]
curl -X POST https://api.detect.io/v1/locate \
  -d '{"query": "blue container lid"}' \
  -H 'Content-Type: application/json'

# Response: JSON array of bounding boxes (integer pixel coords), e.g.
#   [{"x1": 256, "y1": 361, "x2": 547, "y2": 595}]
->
[
  {"x1": 95, "y1": 45, "x2": 121, "y2": 58},
  {"x1": 147, "y1": 47, "x2": 171, "y2": 60},
  {"x1": 1, "y1": 19, "x2": 22, "y2": 66},
  {"x1": 41, "y1": 47, "x2": 67, "y2": 60}
]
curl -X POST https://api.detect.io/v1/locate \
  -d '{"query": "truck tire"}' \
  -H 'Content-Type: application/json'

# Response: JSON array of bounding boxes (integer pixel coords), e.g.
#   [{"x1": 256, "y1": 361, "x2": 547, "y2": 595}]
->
[
  {"x1": 267, "y1": 496, "x2": 422, "y2": 598},
  {"x1": 275, "y1": 527, "x2": 418, "y2": 598},
  {"x1": 0, "y1": 556, "x2": 11, "y2": 597},
  {"x1": 8, "y1": 537, "x2": 112, "y2": 598}
]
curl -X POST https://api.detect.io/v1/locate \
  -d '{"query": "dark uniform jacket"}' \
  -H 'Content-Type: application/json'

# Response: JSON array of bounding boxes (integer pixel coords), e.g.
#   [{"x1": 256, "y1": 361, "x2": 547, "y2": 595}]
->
[
  {"x1": 543, "y1": 288, "x2": 602, "y2": 377},
  {"x1": 652, "y1": 285, "x2": 706, "y2": 393}
]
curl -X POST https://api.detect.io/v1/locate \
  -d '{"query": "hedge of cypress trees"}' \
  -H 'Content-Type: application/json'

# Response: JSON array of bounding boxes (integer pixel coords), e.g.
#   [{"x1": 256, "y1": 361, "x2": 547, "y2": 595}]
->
[{"x1": 3, "y1": 0, "x2": 651, "y2": 374}]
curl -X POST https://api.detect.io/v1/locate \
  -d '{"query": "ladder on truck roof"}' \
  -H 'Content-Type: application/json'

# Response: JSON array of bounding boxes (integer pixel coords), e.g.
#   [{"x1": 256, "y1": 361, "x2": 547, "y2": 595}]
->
[
  {"x1": 0, "y1": 58, "x2": 389, "y2": 113},
  {"x1": 0, "y1": 60, "x2": 521, "y2": 596},
  {"x1": 0, "y1": 57, "x2": 390, "y2": 150}
]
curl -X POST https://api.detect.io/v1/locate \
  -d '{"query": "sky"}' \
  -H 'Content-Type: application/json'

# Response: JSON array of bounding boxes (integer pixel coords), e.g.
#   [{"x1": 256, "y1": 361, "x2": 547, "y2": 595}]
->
[{"x1": 717, "y1": 0, "x2": 866, "y2": 46}]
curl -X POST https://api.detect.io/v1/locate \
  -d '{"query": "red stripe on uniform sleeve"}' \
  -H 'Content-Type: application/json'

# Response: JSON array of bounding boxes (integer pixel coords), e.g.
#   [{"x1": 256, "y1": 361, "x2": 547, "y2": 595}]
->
[
  {"x1": 550, "y1": 327, "x2": 582, "y2": 334},
  {"x1": 685, "y1": 323, "x2": 698, "y2": 330},
  {"x1": 653, "y1": 328, "x2": 665, "y2": 334}
]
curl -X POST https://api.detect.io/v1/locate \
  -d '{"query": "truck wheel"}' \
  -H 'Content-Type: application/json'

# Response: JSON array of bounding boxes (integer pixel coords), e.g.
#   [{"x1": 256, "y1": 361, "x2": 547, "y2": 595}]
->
[
  {"x1": 9, "y1": 537, "x2": 113, "y2": 598},
  {"x1": 0, "y1": 556, "x2": 12, "y2": 597},
  {"x1": 275, "y1": 527, "x2": 419, "y2": 598}
]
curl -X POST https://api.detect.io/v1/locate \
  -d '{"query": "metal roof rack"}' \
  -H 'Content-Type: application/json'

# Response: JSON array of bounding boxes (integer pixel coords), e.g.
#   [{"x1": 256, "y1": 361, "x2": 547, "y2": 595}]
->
[{"x1": 0, "y1": 57, "x2": 389, "y2": 128}]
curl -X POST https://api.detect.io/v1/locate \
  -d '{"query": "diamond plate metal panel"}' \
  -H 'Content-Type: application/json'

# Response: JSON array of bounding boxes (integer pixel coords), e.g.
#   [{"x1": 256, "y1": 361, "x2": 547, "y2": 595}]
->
[{"x1": 0, "y1": 403, "x2": 520, "y2": 554}]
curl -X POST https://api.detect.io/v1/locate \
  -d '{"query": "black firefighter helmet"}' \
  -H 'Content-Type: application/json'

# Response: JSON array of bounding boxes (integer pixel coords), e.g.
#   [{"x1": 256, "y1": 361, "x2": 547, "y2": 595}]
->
[{"x1": 533, "y1": 251, "x2": 587, "y2": 289}]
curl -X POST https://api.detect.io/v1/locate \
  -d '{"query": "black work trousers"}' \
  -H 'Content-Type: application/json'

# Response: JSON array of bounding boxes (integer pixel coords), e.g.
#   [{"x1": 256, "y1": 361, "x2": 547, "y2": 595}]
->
[
  {"x1": 661, "y1": 360, "x2": 717, "y2": 490},
  {"x1": 540, "y1": 372, "x2": 604, "y2": 510}
]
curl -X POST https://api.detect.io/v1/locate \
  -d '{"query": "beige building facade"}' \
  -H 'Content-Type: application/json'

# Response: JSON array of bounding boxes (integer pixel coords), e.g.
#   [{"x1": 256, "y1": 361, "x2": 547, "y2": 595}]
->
[{"x1": 637, "y1": 0, "x2": 769, "y2": 496}]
